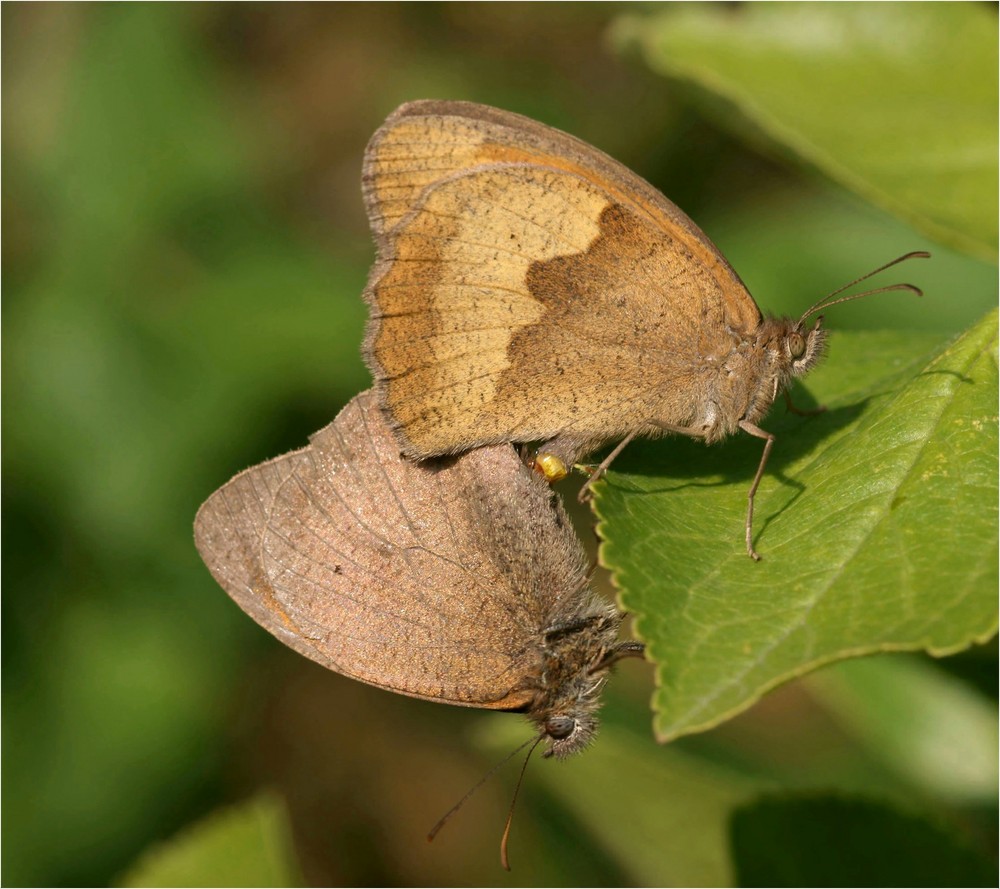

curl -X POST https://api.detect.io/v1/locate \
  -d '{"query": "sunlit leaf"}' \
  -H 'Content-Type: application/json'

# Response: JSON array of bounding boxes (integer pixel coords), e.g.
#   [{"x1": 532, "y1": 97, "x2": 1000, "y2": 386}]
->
[
  {"x1": 596, "y1": 312, "x2": 998, "y2": 741},
  {"x1": 614, "y1": 3, "x2": 999, "y2": 259}
]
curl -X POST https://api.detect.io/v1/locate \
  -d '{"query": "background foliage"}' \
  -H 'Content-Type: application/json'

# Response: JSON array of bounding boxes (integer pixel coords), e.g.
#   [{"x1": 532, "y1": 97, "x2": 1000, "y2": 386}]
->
[{"x1": 3, "y1": 3, "x2": 996, "y2": 886}]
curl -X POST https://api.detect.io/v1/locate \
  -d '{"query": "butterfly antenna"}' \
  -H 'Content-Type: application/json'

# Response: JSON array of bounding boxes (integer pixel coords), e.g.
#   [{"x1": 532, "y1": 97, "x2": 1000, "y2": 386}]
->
[
  {"x1": 500, "y1": 735, "x2": 545, "y2": 871},
  {"x1": 427, "y1": 734, "x2": 538, "y2": 844},
  {"x1": 799, "y1": 251, "x2": 930, "y2": 322}
]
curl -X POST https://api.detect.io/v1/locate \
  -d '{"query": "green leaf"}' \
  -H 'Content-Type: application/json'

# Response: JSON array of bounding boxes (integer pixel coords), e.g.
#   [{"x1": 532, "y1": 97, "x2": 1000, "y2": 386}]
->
[
  {"x1": 595, "y1": 311, "x2": 998, "y2": 741},
  {"x1": 613, "y1": 3, "x2": 999, "y2": 260},
  {"x1": 806, "y1": 655, "x2": 999, "y2": 803},
  {"x1": 730, "y1": 793, "x2": 997, "y2": 888},
  {"x1": 119, "y1": 793, "x2": 302, "y2": 888}
]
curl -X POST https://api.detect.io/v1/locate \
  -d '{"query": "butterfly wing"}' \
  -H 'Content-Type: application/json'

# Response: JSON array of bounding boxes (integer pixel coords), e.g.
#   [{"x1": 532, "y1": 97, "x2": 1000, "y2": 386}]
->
[
  {"x1": 362, "y1": 101, "x2": 763, "y2": 457},
  {"x1": 365, "y1": 100, "x2": 743, "y2": 273},
  {"x1": 193, "y1": 390, "x2": 592, "y2": 709}
]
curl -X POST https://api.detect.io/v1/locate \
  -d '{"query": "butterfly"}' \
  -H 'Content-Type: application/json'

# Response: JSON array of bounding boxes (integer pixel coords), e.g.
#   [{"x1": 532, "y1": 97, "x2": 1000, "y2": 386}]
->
[
  {"x1": 194, "y1": 390, "x2": 641, "y2": 762},
  {"x1": 361, "y1": 100, "x2": 927, "y2": 559}
]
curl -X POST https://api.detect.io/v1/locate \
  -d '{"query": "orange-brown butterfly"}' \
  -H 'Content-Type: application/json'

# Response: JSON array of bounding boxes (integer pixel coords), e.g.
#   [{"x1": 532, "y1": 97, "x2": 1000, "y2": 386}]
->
[{"x1": 361, "y1": 100, "x2": 928, "y2": 558}]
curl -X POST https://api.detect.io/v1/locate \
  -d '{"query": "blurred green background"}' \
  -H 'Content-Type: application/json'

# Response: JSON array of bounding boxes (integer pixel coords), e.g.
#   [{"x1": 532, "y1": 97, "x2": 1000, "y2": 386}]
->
[{"x1": 3, "y1": 4, "x2": 996, "y2": 887}]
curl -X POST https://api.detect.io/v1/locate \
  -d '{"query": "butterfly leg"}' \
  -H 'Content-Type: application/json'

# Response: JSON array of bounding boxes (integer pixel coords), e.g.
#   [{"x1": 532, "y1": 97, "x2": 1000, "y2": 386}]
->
[
  {"x1": 738, "y1": 420, "x2": 776, "y2": 561},
  {"x1": 784, "y1": 390, "x2": 827, "y2": 417},
  {"x1": 589, "y1": 639, "x2": 647, "y2": 673},
  {"x1": 543, "y1": 612, "x2": 615, "y2": 642},
  {"x1": 577, "y1": 419, "x2": 715, "y2": 504},
  {"x1": 576, "y1": 429, "x2": 644, "y2": 503}
]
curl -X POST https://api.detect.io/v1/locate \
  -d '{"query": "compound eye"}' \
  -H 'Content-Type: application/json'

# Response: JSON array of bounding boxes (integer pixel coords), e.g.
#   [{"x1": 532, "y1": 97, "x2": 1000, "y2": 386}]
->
[
  {"x1": 788, "y1": 332, "x2": 806, "y2": 360},
  {"x1": 545, "y1": 716, "x2": 575, "y2": 740}
]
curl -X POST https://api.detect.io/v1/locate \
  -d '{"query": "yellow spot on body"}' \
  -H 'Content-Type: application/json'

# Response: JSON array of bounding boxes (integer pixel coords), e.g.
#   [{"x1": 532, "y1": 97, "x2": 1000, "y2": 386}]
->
[{"x1": 534, "y1": 452, "x2": 569, "y2": 482}]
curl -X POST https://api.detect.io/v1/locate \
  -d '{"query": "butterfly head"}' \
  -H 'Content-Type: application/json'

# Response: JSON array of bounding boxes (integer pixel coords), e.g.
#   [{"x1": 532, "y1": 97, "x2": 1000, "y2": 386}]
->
[
  {"x1": 540, "y1": 711, "x2": 596, "y2": 758},
  {"x1": 742, "y1": 315, "x2": 828, "y2": 426},
  {"x1": 530, "y1": 613, "x2": 643, "y2": 759},
  {"x1": 533, "y1": 646, "x2": 611, "y2": 759},
  {"x1": 783, "y1": 250, "x2": 930, "y2": 380},
  {"x1": 745, "y1": 252, "x2": 930, "y2": 425},
  {"x1": 784, "y1": 316, "x2": 828, "y2": 379}
]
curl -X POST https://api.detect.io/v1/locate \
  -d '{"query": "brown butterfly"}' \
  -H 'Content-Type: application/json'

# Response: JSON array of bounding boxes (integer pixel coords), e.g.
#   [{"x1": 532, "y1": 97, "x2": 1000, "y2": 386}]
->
[
  {"x1": 194, "y1": 390, "x2": 641, "y2": 762},
  {"x1": 361, "y1": 100, "x2": 928, "y2": 559}
]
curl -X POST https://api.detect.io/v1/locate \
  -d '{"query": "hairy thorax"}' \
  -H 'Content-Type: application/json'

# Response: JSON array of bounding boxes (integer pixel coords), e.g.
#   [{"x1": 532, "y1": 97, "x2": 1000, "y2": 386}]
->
[{"x1": 692, "y1": 316, "x2": 827, "y2": 442}]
